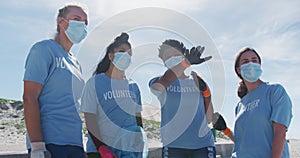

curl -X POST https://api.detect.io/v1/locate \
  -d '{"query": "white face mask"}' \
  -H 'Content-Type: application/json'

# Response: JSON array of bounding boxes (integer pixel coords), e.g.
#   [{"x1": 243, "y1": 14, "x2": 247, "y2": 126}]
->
[
  {"x1": 112, "y1": 52, "x2": 132, "y2": 71},
  {"x1": 241, "y1": 62, "x2": 262, "y2": 82},
  {"x1": 64, "y1": 20, "x2": 88, "y2": 44},
  {"x1": 164, "y1": 56, "x2": 183, "y2": 69}
]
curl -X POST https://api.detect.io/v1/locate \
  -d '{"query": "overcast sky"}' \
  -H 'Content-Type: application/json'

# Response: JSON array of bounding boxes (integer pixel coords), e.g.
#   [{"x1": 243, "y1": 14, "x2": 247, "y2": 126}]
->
[{"x1": 1, "y1": 0, "x2": 299, "y2": 139}]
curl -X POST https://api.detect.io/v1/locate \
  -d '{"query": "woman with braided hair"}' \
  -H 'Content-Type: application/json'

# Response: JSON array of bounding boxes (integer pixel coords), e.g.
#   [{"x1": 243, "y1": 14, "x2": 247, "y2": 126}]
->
[{"x1": 214, "y1": 47, "x2": 293, "y2": 158}]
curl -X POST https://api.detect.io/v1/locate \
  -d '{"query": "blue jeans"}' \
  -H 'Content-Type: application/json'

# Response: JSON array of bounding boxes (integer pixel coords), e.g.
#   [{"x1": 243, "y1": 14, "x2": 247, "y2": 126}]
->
[
  {"x1": 28, "y1": 144, "x2": 86, "y2": 158},
  {"x1": 162, "y1": 146, "x2": 216, "y2": 158}
]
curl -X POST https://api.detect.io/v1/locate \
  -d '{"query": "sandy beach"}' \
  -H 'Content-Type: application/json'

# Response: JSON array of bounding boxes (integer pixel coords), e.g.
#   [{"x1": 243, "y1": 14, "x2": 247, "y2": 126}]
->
[{"x1": 0, "y1": 101, "x2": 299, "y2": 157}]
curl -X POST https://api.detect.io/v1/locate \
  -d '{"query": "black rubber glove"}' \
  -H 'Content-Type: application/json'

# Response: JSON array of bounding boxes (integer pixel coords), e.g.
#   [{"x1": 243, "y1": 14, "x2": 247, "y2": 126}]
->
[
  {"x1": 212, "y1": 112, "x2": 227, "y2": 131},
  {"x1": 184, "y1": 46, "x2": 212, "y2": 65}
]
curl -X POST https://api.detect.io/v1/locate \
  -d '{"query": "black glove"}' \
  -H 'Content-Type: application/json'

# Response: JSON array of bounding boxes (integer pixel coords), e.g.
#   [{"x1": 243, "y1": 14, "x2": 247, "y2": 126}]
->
[
  {"x1": 212, "y1": 112, "x2": 227, "y2": 131},
  {"x1": 184, "y1": 46, "x2": 212, "y2": 65}
]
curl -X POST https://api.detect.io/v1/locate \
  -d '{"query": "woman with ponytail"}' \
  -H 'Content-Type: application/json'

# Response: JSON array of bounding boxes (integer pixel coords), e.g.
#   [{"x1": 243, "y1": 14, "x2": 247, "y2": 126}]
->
[
  {"x1": 80, "y1": 33, "x2": 147, "y2": 158},
  {"x1": 23, "y1": 4, "x2": 88, "y2": 158},
  {"x1": 214, "y1": 47, "x2": 293, "y2": 158}
]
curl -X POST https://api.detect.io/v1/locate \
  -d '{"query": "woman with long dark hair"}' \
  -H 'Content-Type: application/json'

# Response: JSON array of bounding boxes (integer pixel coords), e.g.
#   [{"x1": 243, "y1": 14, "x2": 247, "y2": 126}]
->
[{"x1": 80, "y1": 33, "x2": 147, "y2": 158}]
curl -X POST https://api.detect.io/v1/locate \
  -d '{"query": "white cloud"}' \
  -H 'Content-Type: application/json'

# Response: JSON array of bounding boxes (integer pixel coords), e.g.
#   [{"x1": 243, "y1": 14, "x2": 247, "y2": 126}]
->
[
  {"x1": 205, "y1": 0, "x2": 300, "y2": 63},
  {"x1": 1, "y1": 0, "x2": 300, "y2": 138},
  {"x1": 86, "y1": 0, "x2": 204, "y2": 19}
]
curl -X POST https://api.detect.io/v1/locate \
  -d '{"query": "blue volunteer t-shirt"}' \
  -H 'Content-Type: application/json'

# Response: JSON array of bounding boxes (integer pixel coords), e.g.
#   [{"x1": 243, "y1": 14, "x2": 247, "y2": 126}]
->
[
  {"x1": 23, "y1": 39, "x2": 85, "y2": 148},
  {"x1": 232, "y1": 82, "x2": 293, "y2": 158},
  {"x1": 149, "y1": 77, "x2": 215, "y2": 149},
  {"x1": 80, "y1": 73, "x2": 143, "y2": 153}
]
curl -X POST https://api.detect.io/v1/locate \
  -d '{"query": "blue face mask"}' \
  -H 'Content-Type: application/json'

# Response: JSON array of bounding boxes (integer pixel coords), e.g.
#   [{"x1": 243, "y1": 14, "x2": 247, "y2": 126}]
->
[
  {"x1": 241, "y1": 62, "x2": 262, "y2": 82},
  {"x1": 112, "y1": 52, "x2": 132, "y2": 71},
  {"x1": 65, "y1": 20, "x2": 87, "y2": 44},
  {"x1": 164, "y1": 56, "x2": 183, "y2": 69}
]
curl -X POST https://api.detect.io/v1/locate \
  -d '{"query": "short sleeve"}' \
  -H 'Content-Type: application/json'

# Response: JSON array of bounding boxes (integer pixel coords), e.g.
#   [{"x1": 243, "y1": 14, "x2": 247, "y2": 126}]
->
[
  {"x1": 192, "y1": 72, "x2": 211, "y2": 97},
  {"x1": 148, "y1": 77, "x2": 163, "y2": 96},
  {"x1": 269, "y1": 84, "x2": 293, "y2": 129},
  {"x1": 130, "y1": 82, "x2": 142, "y2": 113},
  {"x1": 235, "y1": 103, "x2": 240, "y2": 116},
  {"x1": 23, "y1": 42, "x2": 53, "y2": 85},
  {"x1": 79, "y1": 77, "x2": 99, "y2": 114}
]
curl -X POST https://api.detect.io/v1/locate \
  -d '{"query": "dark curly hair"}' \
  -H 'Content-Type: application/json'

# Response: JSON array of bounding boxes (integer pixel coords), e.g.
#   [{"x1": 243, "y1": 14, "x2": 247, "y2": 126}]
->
[{"x1": 158, "y1": 39, "x2": 187, "y2": 58}]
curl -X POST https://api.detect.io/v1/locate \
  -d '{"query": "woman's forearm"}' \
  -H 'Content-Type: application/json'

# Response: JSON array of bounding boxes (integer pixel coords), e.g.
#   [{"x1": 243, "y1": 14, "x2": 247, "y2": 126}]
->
[
  {"x1": 152, "y1": 62, "x2": 187, "y2": 91},
  {"x1": 271, "y1": 122, "x2": 286, "y2": 158}
]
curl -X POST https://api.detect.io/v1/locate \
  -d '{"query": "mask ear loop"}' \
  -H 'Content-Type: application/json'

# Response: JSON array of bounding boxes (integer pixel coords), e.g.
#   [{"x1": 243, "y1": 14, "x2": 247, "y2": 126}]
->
[
  {"x1": 59, "y1": 18, "x2": 69, "y2": 33},
  {"x1": 108, "y1": 52, "x2": 114, "y2": 63},
  {"x1": 62, "y1": 18, "x2": 68, "y2": 23}
]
